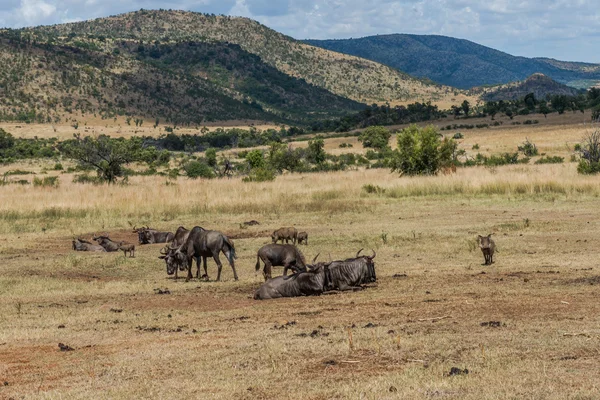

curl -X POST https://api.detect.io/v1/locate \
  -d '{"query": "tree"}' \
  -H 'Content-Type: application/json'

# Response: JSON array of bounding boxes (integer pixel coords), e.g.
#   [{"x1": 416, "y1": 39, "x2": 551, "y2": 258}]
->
[
  {"x1": 538, "y1": 102, "x2": 551, "y2": 118},
  {"x1": 358, "y1": 126, "x2": 391, "y2": 150},
  {"x1": 390, "y1": 125, "x2": 455, "y2": 175},
  {"x1": 451, "y1": 105, "x2": 462, "y2": 119},
  {"x1": 0, "y1": 128, "x2": 15, "y2": 150},
  {"x1": 245, "y1": 149, "x2": 265, "y2": 169},
  {"x1": 461, "y1": 100, "x2": 470, "y2": 117},
  {"x1": 183, "y1": 160, "x2": 215, "y2": 179},
  {"x1": 205, "y1": 148, "x2": 217, "y2": 167},
  {"x1": 577, "y1": 127, "x2": 600, "y2": 174},
  {"x1": 306, "y1": 136, "x2": 326, "y2": 164},
  {"x1": 60, "y1": 134, "x2": 141, "y2": 183},
  {"x1": 483, "y1": 102, "x2": 498, "y2": 120}
]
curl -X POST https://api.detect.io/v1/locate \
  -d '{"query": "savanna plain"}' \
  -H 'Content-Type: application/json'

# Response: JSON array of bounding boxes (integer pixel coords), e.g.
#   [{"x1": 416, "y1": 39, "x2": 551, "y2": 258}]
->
[{"x1": 1, "y1": 118, "x2": 600, "y2": 399}]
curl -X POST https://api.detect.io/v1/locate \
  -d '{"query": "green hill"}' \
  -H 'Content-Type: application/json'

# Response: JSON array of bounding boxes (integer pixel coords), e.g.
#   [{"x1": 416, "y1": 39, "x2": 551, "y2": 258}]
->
[
  {"x1": 473, "y1": 74, "x2": 583, "y2": 102},
  {"x1": 306, "y1": 34, "x2": 600, "y2": 90}
]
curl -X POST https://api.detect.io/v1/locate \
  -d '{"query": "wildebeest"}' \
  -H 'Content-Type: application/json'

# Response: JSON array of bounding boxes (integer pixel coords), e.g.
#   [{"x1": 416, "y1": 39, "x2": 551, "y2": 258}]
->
[
  {"x1": 317, "y1": 249, "x2": 377, "y2": 291},
  {"x1": 72, "y1": 238, "x2": 106, "y2": 252},
  {"x1": 253, "y1": 261, "x2": 333, "y2": 300},
  {"x1": 297, "y1": 231, "x2": 308, "y2": 245},
  {"x1": 478, "y1": 234, "x2": 495, "y2": 265},
  {"x1": 271, "y1": 227, "x2": 298, "y2": 244},
  {"x1": 118, "y1": 241, "x2": 135, "y2": 258},
  {"x1": 159, "y1": 226, "x2": 238, "y2": 282},
  {"x1": 255, "y1": 244, "x2": 307, "y2": 281},
  {"x1": 135, "y1": 226, "x2": 175, "y2": 245},
  {"x1": 93, "y1": 234, "x2": 120, "y2": 252},
  {"x1": 170, "y1": 226, "x2": 190, "y2": 248}
]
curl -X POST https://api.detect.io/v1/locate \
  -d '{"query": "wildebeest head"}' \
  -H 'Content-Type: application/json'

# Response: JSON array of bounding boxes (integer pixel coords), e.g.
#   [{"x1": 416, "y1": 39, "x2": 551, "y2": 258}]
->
[
  {"x1": 159, "y1": 245, "x2": 187, "y2": 275},
  {"x1": 354, "y1": 248, "x2": 377, "y2": 282},
  {"x1": 306, "y1": 253, "x2": 334, "y2": 291},
  {"x1": 478, "y1": 234, "x2": 494, "y2": 249}
]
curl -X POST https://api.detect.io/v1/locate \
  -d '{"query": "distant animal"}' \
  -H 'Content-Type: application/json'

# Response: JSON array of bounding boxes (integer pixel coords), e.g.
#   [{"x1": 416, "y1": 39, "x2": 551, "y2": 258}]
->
[
  {"x1": 92, "y1": 234, "x2": 120, "y2": 252},
  {"x1": 478, "y1": 234, "x2": 495, "y2": 265},
  {"x1": 159, "y1": 226, "x2": 238, "y2": 282},
  {"x1": 255, "y1": 244, "x2": 307, "y2": 281},
  {"x1": 72, "y1": 238, "x2": 106, "y2": 252},
  {"x1": 135, "y1": 226, "x2": 175, "y2": 245},
  {"x1": 243, "y1": 220, "x2": 260, "y2": 226},
  {"x1": 317, "y1": 249, "x2": 377, "y2": 291},
  {"x1": 253, "y1": 262, "x2": 333, "y2": 300},
  {"x1": 297, "y1": 231, "x2": 308, "y2": 245},
  {"x1": 118, "y1": 241, "x2": 135, "y2": 258},
  {"x1": 271, "y1": 227, "x2": 298, "y2": 244}
]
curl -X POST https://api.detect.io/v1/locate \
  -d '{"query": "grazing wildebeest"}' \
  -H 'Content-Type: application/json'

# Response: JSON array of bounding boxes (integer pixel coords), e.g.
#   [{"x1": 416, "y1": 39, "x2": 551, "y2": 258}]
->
[
  {"x1": 478, "y1": 234, "x2": 495, "y2": 265},
  {"x1": 271, "y1": 227, "x2": 298, "y2": 244},
  {"x1": 159, "y1": 226, "x2": 238, "y2": 282},
  {"x1": 118, "y1": 241, "x2": 135, "y2": 258},
  {"x1": 72, "y1": 238, "x2": 106, "y2": 252},
  {"x1": 255, "y1": 244, "x2": 307, "y2": 281},
  {"x1": 137, "y1": 227, "x2": 175, "y2": 245},
  {"x1": 93, "y1": 234, "x2": 120, "y2": 252},
  {"x1": 318, "y1": 249, "x2": 377, "y2": 291},
  {"x1": 170, "y1": 226, "x2": 190, "y2": 248},
  {"x1": 253, "y1": 261, "x2": 333, "y2": 300},
  {"x1": 297, "y1": 231, "x2": 308, "y2": 245}
]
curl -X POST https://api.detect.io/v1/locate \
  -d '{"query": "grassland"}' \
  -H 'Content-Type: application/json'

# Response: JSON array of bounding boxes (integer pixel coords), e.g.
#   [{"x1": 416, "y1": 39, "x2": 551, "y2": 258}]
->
[{"x1": 1, "y1": 117, "x2": 600, "y2": 399}]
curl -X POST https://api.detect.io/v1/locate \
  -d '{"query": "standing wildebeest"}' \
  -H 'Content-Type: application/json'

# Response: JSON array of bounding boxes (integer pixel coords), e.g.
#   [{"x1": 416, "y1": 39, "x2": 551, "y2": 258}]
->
[
  {"x1": 297, "y1": 231, "x2": 308, "y2": 245},
  {"x1": 319, "y1": 249, "x2": 377, "y2": 291},
  {"x1": 271, "y1": 227, "x2": 298, "y2": 244},
  {"x1": 478, "y1": 234, "x2": 495, "y2": 265},
  {"x1": 93, "y1": 234, "x2": 120, "y2": 252},
  {"x1": 170, "y1": 226, "x2": 190, "y2": 248},
  {"x1": 118, "y1": 241, "x2": 135, "y2": 258},
  {"x1": 255, "y1": 244, "x2": 307, "y2": 281},
  {"x1": 72, "y1": 238, "x2": 106, "y2": 252},
  {"x1": 135, "y1": 226, "x2": 175, "y2": 245},
  {"x1": 159, "y1": 226, "x2": 238, "y2": 282},
  {"x1": 253, "y1": 260, "x2": 333, "y2": 300}
]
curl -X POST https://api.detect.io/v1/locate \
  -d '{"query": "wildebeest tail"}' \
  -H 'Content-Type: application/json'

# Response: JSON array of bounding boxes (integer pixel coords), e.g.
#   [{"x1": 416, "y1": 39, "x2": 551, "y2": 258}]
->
[
  {"x1": 223, "y1": 235, "x2": 237, "y2": 262},
  {"x1": 255, "y1": 254, "x2": 261, "y2": 271}
]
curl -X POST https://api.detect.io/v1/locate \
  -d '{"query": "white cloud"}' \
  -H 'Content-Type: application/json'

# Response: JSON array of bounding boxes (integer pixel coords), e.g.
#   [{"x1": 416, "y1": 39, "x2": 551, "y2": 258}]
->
[{"x1": 16, "y1": 0, "x2": 57, "y2": 26}]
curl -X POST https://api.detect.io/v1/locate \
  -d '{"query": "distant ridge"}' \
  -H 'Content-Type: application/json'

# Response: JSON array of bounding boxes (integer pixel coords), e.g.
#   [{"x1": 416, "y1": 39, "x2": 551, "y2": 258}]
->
[{"x1": 473, "y1": 74, "x2": 583, "y2": 102}]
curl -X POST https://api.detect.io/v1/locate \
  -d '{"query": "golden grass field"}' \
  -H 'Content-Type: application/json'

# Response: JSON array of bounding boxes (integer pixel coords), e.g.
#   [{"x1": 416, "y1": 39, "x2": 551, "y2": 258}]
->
[{"x1": 1, "y1": 116, "x2": 600, "y2": 399}]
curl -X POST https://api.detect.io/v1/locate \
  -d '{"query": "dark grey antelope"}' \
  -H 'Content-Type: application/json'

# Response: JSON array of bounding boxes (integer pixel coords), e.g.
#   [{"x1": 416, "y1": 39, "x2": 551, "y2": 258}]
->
[
  {"x1": 253, "y1": 260, "x2": 333, "y2": 300},
  {"x1": 478, "y1": 234, "x2": 495, "y2": 265},
  {"x1": 159, "y1": 226, "x2": 238, "y2": 282},
  {"x1": 255, "y1": 244, "x2": 307, "y2": 281},
  {"x1": 313, "y1": 249, "x2": 377, "y2": 291}
]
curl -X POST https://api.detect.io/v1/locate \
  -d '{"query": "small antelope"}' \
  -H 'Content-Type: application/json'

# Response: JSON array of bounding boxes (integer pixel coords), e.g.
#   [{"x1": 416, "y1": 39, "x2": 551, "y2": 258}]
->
[
  {"x1": 478, "y1": 234, "x2": 495, "y2": 265},
  {"x1": 118, "y1": 241, "x2": 135, "y2": 258}
]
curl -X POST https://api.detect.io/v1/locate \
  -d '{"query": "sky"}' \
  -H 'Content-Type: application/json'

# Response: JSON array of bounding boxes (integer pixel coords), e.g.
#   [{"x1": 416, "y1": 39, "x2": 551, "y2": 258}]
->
[{"x1": 0, "y1": 0, "x2": 598, "y2": 63}]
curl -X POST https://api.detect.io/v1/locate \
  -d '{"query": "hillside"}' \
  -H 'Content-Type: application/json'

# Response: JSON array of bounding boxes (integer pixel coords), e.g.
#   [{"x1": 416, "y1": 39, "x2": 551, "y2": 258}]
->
[
  {"x1": 19, "y1": 9, "x2": 457, "y2": 105},
  {"x1": 474, "y1": 74, "x2": 582, "y2": 102},
  {"x1": 306, "y1": 34, "x2": 600, "y2": 89},
  {"x1": 0, "y1": 27, "x2": 366, "y2": 125}
]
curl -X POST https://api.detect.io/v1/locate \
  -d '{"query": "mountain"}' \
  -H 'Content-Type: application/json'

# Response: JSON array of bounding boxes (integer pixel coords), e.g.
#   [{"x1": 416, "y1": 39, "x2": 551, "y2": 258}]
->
[
  {"x1": 19, "y1": 9, "x2": 457, "y2": 106},
  {"x1": 306, "y1": 34, "x2": 600, "y2": 90},
  {"x1": 473, "y1": 74, "x2": 583, "y2": 102}
]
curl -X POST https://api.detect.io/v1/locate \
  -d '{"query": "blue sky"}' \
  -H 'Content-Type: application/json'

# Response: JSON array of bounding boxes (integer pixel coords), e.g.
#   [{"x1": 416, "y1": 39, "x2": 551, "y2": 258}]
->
[{"x1": 1, "y1": 0, "x2": 598, "y2": 63}]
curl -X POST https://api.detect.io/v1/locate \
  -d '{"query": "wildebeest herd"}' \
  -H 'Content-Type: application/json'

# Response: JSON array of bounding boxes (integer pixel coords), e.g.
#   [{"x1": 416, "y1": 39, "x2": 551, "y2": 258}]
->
[{"x1": 73, "y1": 225, "x2": 495, "y2": 300}]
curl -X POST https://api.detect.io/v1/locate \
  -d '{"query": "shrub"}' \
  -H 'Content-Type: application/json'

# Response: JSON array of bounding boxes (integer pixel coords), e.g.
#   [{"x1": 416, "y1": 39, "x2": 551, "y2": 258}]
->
[
  {"x1": 390, "y1": 125, "x2": 456, "y2": 175},
  {"x1": 243, "y1": 167, "x2": 276, "y2": 182},
  {"x1": 518, "y1": 138, "x2": 539, "y2": 157},
  {"x1": 33, "y1": 176, "x2": 59, "y2": 187},
  {"x1": 183, "y1": 161, "x2": 215, "y2": 179},
  {"x1": 453, "y1": 132, "x2": 464, "y2": 139},
  {"x1": 53, "y1": 163, "x2": 64, "y2": 170},
  {"x1": 358, "y1": 126, "x2": 391, "y2": 150},
  {"x1": 535, "y1": 156, "x2": 564, "y2": 164},
  {"x1": 362, "y1": 184, "x2": 386, "y2": 194},
  {"x1": 73, "y1": 174, "x2": 104, "y2": 185},
  {"x1": 472, "y1": 144, "x2": 480, "y2": 150},
  {"x1": 245, "y1": 150, "x2": 265, "y2": 169}
]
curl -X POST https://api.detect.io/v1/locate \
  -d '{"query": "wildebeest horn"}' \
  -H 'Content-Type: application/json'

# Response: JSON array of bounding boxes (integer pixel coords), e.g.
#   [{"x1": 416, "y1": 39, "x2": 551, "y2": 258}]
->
[
  {"x1": 369, "y1": 249, "x2": 376, "y2": 259},
  {"x1": 159, "y1": 246, "x2": 169, "y2": 255},
  {"x1": 328, "y1": 253, "x2": 332, "y2": 262},
  {"x1": 356, "y1": 248, "x2": 363, "y2": 258},
  {"x1": 312, "y1": 253, "x2": 320, "y2": 263}
]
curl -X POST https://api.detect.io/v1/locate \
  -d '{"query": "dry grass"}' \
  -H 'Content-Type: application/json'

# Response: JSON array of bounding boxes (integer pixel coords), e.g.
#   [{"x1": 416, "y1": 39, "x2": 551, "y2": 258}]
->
[{"x1": 2, "y1": 120, "x2": 600, "y2": 399}]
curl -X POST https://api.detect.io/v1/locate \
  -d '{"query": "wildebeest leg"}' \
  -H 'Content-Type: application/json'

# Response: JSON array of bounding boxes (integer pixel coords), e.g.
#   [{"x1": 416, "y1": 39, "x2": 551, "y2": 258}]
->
[
  {"x1": 283, "y1": 263, "x2": 290, "y2": 276},
  {"x1": 195, "y1": 256, "x2": 201, "y2": 279},
  {"x1": 213, "y1": 252, "x2": 223, "y2": 281},
  {"x1": 263, "y1": 261, "x2": 272, "y2": 281},
  {"x1": 225, "y1": 250, "x2": 239, "y2": 281},
  {"x1": 185, "y1": 255, "x2": 193, "y2": 282},
  {"x1": 202, "y1": 257, "x2": 209, "y2": 280}
]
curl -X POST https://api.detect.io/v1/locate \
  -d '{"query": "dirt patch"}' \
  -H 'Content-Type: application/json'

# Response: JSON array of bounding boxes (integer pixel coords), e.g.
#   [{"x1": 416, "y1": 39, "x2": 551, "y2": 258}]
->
[
  {"x1": 123, "y1": 291, "x2": 255, "y2": 313},
  {"x1": 567, "y1": 276, "x2": 600, "y2": 285}
]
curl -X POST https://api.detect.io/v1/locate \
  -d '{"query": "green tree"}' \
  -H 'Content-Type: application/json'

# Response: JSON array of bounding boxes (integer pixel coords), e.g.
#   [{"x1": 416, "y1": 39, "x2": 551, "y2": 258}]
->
[
  {"x1": 245, "y1": 149, "x2": 265, "y2": 169},
  {"x1": 60, "y1": 134, "x2": 142, "y2": 183},
  {"x1": 0, "y1": 128, "x2": 15, "y2": 150},
  {"x1": 461, "y1": 100, "x2": 470, "y2": 117},
  {"x1": 183, "y1": 160, "x2": 215, "y2": 179},
  {"x1": 306, "y1": 137, "x2": 326, "y2": 164},
  {"x1": 205, "y1": 148, "x2": 217, "y2": 167},
  {"x1": 390, "y1": 125, "x2": 455, "y2": 175},
  {"x1": 268, "y1": 142, "x2": 302, "y2": 172},
  {"x1": 358, "y1": 126, "x2": 391, "y2": 150},
  {"x1": 538, "y1": 102, "x2": 551, "y2": 118}
]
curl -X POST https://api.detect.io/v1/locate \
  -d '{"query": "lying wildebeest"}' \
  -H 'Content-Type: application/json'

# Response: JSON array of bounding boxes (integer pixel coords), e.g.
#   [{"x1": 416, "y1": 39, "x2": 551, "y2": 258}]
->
[
  {"x1": 271, "y1": 227, "x2": 298, "y2": 244},
  {"x1": 255, "y1": 244, "x2": 307, "y2": 281},
  {"x1": 159, "y1": 226, "x2": 238, "y2": 282},
  {"x1": 72, "y1": 238, "x2": 106, "y2": 252},
  {"x1": 254, "y1": 258, "x2": 332, "y2": 300},
  {"x1": 316, "y1": 249, "x2": 377, "y2": 291},
  {"x1": 478, "y1": 234, "x2": 495, "y2": 265},
  {"x1": 93, "y1": 234, "x2": 120, "y2": 252},
  {"x1": 118, "y1": 241, "x2": 135, "y2": 258},
  {"x1": 297, "y1": 231, "x2": 308, "y2": 245},
  {"x1": 135, "y1": 226, "x2": 175, "y2": 245}
]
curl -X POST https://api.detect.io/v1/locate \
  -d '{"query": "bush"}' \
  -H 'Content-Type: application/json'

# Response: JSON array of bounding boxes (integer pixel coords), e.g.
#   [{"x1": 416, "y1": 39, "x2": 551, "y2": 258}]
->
[
  {"x1": 53, "y1": 163, "x2": 64, "y2": 170},
  {"x1": 358, "y1": 126, "x2": 391, "y2": 150},
  {"x1": 73, "y1": 174, "x2": 104, "y2": 185},
  {"x1": 472, "y1": 144, "x2": 480, "y2": 150},
  {"x1": 535, "y1": 156, "x2": 564, "y2": 164},
  {"x1": 390, "y1": 125, "x2": 456, "y2": 175},
  {"x1": 243, "y1": 167, "x2": 276, "y2": 182},
  {"x1": 183, "y1": 161, "x2": 215, "y2": 179},
  {"x1": 33, "y1": 176, "x2": 59, "y2": 187},
  {"x1": 518, "y1": 138, "x2": 539, "y2": 157},
  {"x1": 245, "y1": 150, "x2": 265, "y2": 169},
  {"x1": 453, "y1": 132, "x2": 464, "y2": 139},
  {"x1": 362, "y1": 184, "x2": 386, "y2": 194}
]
